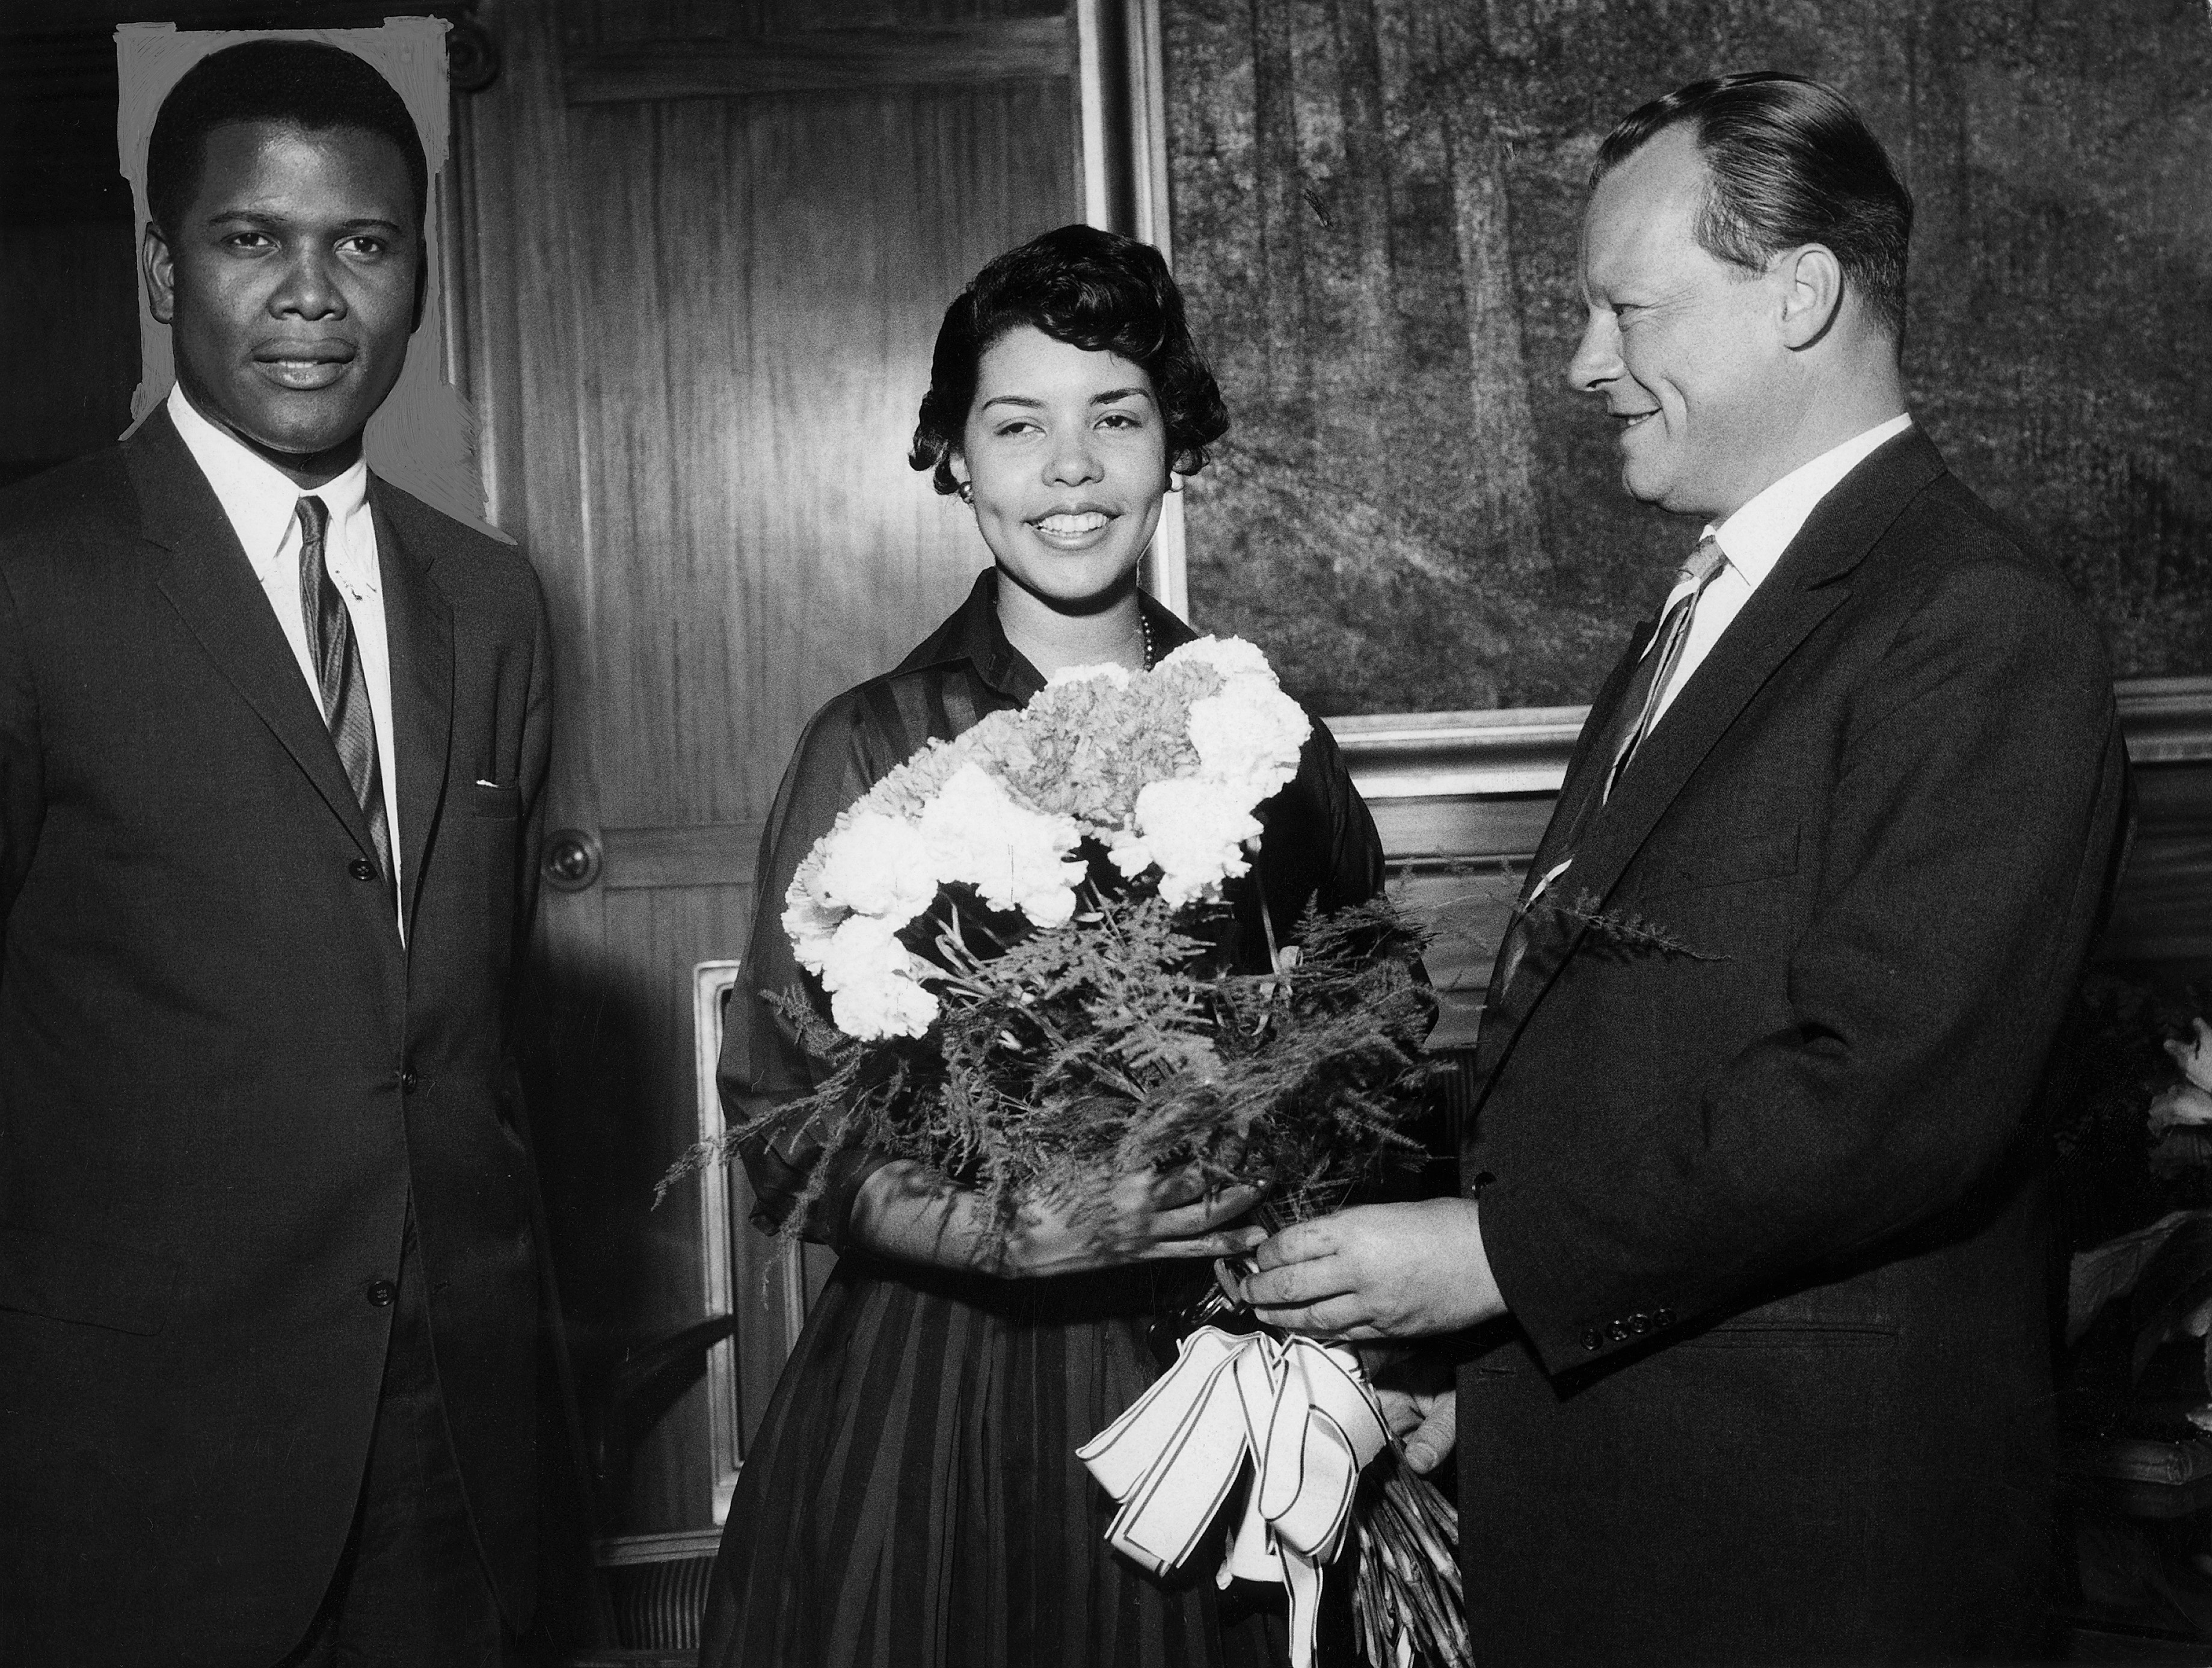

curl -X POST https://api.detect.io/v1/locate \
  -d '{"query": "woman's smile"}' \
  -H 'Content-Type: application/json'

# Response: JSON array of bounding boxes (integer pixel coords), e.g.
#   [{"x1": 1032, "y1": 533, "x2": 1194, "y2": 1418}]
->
[{"x1": 1028, "y1": 506, "x2": 1117, "y2": 547}]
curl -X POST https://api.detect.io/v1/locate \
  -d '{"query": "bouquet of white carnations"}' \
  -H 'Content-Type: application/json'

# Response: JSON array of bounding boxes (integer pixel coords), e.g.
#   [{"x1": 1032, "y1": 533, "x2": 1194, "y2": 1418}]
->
[{"x1": 666, "y1": 636, "x2": 1462, "y2": 1668}]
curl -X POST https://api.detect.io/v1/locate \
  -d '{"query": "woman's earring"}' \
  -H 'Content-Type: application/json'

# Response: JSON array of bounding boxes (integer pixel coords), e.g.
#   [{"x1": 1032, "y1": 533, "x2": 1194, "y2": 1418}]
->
[{"x1": 956, "y1": 480, "x2": 974, "y2": 504}]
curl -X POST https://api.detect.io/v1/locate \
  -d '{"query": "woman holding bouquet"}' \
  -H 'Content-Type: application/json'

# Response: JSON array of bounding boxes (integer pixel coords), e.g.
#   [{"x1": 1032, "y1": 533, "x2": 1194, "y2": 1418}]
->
[{"x1": 698, "y1": 226, "x2": 1386, "y2": 1668}]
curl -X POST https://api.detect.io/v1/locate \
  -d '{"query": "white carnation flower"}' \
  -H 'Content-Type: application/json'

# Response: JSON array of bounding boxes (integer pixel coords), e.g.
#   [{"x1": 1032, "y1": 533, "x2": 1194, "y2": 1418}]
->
[
  {"x1": 810, "y1": 810, "x2": 939, "y2": 924},
  {"x1": 829, "y1": 972, "x2": 939, "y2": 1039},
  {"x1": 781, "y1": 886, "x2": 846, "y2": 975},
  {"x1": 1187, "y1": 682, "x2": 1309, "y2": 792},
  {"x1": 920, "y1": 762, "x2": 1084, "y2": 927},
  {"x1": 814, "y1": 911, "x2": 911, "y2": 987},
  {"x1": 815, "y1": 913, "x2": 940, "y2": 1040},
  {"x1": 1111, "y1": 777, "x2": 1262, "y2": 906},
  {"x1": 1045, "y1": 660, "x2": 1132, "y2": 689},
  {"x1": 1159, "y1": 635, "x2": 1273, "y2": 681}
]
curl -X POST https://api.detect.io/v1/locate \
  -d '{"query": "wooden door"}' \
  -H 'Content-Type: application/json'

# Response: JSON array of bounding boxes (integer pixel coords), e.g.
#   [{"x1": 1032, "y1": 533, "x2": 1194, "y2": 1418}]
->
[{"x1": 454, "y1": 0, "x2": 1086, "y2": 1536}]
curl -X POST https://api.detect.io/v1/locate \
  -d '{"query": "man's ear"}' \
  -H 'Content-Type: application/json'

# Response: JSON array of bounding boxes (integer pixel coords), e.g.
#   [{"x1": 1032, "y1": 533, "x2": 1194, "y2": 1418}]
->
[
  {"x1": 143, "y1": 222, "x2": 176, "y2": 327},
  {"x1": 1777, "y1": 243, "x2": 1844, "y2": 351}
]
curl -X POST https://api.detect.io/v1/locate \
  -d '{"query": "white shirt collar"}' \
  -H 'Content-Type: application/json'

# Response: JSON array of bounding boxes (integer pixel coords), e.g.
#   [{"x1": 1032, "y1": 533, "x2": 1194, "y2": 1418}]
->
[
  {"x1": 165, "y1": 383, "x2": 372, "y2": 589},
  {"x1": 1704, "y1": 413, "x2": 1915, "y2": 585}
]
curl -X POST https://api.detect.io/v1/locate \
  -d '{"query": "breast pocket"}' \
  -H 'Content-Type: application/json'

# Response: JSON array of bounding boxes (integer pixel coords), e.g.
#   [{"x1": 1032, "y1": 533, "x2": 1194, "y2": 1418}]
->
[{"x1": 462, "y1": 780, "x2": 521, "y2": 820}]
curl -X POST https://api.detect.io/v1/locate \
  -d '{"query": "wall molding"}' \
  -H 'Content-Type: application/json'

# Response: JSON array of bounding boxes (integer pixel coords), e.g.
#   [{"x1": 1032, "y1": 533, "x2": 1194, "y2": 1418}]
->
[
  {"x1": 1335, "y1": 677, "x2": 2212, "y2": 822},
  {"x1": 1336, "y1": 677, "x2": 2212, "y2": 983}
]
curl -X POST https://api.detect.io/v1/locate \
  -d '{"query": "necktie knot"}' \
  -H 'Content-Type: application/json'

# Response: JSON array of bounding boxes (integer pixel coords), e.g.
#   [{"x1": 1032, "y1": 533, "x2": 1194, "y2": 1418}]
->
[
  {"x1": 296, "y1": 494, "x2": 330, "y2": 547},
  {"x1": 1680, "y1": 534, "x2": 1726, "y2": 592}
]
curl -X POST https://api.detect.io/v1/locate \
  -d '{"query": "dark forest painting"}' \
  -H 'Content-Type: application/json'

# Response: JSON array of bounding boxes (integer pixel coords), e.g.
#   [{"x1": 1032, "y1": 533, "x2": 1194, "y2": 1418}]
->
[{"x1": 1163, "y1": 0, "x2": 2212, "y2": 717}]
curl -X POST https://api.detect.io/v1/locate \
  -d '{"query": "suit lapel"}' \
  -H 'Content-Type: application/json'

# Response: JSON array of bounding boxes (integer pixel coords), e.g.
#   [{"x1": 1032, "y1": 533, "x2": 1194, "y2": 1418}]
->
[
  {"x1": 129, "y1": 410, "x2": 380, "y2": 865},
  {"x1": 1470, "y1": 428, "x2": 1949, "y2": 1096},
  {"x1": 1469, "y1": 623, "x2": 1650, "y2": 1089},
  {"x1": 1559, "y1": 581, "x2": 1847, "y2": 913},
  {"x1": 371, "y1": 484, "x2": 455, "y2": 941}
]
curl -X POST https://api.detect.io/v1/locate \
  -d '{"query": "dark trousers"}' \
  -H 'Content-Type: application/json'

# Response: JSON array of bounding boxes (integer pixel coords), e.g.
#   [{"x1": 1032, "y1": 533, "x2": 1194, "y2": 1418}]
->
[{"x1": 283, "y1": 1208, "x2": 508, "y2": 1668}]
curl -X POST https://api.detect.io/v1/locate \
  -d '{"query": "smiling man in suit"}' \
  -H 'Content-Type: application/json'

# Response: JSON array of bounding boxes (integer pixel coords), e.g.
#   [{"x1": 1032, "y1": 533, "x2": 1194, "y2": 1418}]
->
[
  {"x1": 0, "y1": 40, "x2": 550, "y2": 1666},
  {"x1": 1240, "y1": 72, "x2": 2128, "y2": 1662}
]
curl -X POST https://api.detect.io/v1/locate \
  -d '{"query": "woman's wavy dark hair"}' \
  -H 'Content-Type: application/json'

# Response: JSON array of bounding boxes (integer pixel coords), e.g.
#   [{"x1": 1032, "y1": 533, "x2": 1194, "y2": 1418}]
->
[{"x1": 909, "y1": 225, "x2": 1229, "y2": 494}]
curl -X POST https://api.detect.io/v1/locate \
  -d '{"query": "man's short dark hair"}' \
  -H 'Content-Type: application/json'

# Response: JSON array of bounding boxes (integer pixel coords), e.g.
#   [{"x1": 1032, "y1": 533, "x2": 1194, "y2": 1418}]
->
[
  {"x1": 1596, "y1": 72, "x2": 1914, "y2": 339},
  {"x1": 909, "y1": 224, "x2": 1229, "y2": 494},
  {"x1": 147, "y1": 38, "x2": 429, "y2": 237}
]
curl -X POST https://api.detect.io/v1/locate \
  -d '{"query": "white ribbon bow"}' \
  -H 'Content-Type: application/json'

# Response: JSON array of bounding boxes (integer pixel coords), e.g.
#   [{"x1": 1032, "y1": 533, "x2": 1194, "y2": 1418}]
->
[{"x1": 1078, "y1": 1325, "x2": 1390, "y2": 1668}]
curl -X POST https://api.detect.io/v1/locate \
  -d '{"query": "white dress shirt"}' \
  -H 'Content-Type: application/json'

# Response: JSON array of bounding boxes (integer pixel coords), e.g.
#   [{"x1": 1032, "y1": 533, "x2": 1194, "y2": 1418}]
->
[
  {"x1": 166, "y1": 384, "x2": 405, "y2": 933},
  {"x1": 1648, "y1": 411, "x2": 1915, "y2": 729}
]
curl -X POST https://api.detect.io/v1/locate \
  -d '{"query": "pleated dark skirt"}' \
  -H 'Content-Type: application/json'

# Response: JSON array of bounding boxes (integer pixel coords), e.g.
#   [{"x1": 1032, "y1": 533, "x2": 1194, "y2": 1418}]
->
[{"x1": 699, "y1": 1252, "x2": 1288, "y2": 1668}]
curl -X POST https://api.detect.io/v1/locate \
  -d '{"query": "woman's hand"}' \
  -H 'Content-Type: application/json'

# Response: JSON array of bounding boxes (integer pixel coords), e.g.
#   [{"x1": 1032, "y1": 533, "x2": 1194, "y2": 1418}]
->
[
  {"x1": 1359, "y1": 1344, "x2": 1457, "y2": 1476},
  {"x1": 995, "y1": 1165, "x2": 1267, "y2": 1279},
  {"x1": 851, "y1": 1159, "x2": 1265, "y2": 1279}
]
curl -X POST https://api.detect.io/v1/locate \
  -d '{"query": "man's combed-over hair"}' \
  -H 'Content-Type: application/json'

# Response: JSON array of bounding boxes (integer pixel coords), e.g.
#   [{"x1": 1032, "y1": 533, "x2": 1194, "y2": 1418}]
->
[
  {"x1": 1596, "y1": 71, "x2": 1914, "y2": 339},
  {"x1": 909, "y1": 224, "x2": 1229, "y2": 494},
  {"x1": 147, "y1": 38, "x2": 429, "y2": 236}
]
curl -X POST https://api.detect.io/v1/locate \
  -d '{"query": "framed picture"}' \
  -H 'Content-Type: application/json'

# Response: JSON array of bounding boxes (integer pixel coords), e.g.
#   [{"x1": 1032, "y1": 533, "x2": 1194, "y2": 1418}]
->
[
  {"x1": 1152, "y1": 0, "x2": 2212, "y2": 709},
  {"x1": 1112, "y1": 0, "x2": 2212, "y2": 1029}
]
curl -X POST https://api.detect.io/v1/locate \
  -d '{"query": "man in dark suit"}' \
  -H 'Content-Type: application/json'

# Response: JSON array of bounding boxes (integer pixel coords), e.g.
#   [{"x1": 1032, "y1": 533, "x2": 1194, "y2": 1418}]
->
[
  {"x1": 0, "y1": 40, "x2": 550, "y2": 1666},
  {"x1": 1240, "y1": 73, "x2": 2128, "y2": 1661}
]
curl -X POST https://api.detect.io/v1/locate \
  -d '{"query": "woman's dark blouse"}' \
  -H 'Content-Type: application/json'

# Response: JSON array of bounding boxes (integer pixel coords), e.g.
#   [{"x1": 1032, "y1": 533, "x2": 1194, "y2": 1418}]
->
[
  {"x1": 701, "y1": 570, "x2": 1384, "y2": 1668},
  {"x1": 719, "y1": 568, "x2": 1386, "y2": 1247}
]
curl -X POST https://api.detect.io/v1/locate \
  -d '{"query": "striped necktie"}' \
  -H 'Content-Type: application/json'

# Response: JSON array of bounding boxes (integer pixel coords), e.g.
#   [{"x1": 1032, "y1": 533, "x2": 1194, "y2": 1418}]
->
[
  {"x1": 1602, "y1": 535, "x2": 1728, "y2": 802},
  {"x1": 296, "y1": 496, "x2": 392, "y2": 887}
]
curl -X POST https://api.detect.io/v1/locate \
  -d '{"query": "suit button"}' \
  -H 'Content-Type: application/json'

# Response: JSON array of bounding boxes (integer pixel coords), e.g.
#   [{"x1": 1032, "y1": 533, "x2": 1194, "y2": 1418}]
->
[
  {"x1": 1630, "y1": 1312, "x2": 1650, "y2": 1334},
  {"x1": 348, "y1": 858, "x2": 377, "y2": 882},
  {"x1": 399, "y1": 1069, "x2": 420, "y2": 1094},
  {"x1": 364, "y1": 1279, "x2": 398, "y2": 1306},
  {"x1": 1581, "y1": 1327, "x2": 1602, "y2": 1352},
  {"x1": 1654, "y1": 1307, "x2": 1676, "y2": 1328}
]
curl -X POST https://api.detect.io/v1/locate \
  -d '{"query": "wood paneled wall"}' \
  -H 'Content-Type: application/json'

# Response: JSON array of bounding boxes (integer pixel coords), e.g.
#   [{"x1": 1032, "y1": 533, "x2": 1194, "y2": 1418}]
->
[{"x1": 457, "y1": 0, "x2": 1080, "y2": 1536}]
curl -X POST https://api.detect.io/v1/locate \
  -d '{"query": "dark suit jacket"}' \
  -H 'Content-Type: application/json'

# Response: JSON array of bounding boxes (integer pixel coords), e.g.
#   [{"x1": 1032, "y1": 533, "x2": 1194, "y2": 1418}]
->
[
  {"x1": 1458, "y1": 429, "x2": 2129, "y2": 1665},
  {"x1": 0, "y1": 409, "x2": 552, "y2": 1665}
]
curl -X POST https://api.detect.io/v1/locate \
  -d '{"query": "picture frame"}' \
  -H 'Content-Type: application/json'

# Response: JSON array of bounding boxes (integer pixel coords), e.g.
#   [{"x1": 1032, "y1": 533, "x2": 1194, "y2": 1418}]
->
[{"x1": 1110, "y1": 0, "x2": 2212, "y2": 1038}]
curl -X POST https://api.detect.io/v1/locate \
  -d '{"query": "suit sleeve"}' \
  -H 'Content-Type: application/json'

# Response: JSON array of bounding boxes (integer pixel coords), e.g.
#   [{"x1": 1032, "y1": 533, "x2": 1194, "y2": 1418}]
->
[
  {"x1": 716, "y1": 698, "x2": 899, "y2": 1248},
  {"x1": 1480, "y1": 556, "x2": 2128, "y2": 1370},
  {"x1": 0, "y1": 565, "x2": 43, "y2": 947}
]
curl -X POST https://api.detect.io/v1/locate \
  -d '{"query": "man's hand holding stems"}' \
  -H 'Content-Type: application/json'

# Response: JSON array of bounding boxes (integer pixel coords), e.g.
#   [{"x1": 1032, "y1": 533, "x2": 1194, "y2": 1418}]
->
[{"x1": 1230, "y1": 1198, "x2": 1507, "y2": 1474}]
